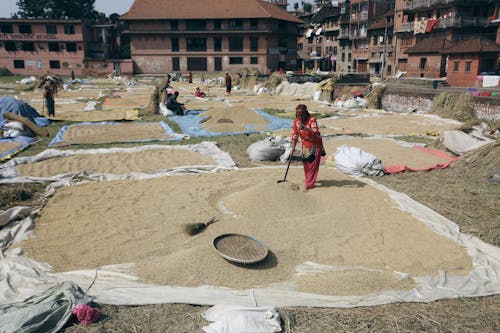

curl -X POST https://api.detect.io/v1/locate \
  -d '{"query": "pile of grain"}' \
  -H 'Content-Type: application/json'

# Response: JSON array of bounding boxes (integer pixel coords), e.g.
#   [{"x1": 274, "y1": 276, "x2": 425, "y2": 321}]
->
[
  {"x1": 16, "y1": 148, "x2": 215, "y2": 177},
  {"x1": 53, "y1": 122, "x2": 174, "y2": 147},
  {"x1": 20, "y1": 168, "x2": 472, "y2": 296},
  {"x1": 450, "y1": 141, "x2": 500, "y2": 179},
  {"x1": 322, "y1": 137, "x2": 451, "y2": 169},
  {"x1": 201, "y1": 106, "x2": 269, "y2": 132},
  {"x1": 321, "y1": 114, "x2": 460, "y2": 136}
]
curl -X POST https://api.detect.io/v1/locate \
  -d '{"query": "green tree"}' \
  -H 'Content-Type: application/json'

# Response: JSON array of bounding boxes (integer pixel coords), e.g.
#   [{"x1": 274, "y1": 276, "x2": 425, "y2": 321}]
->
[{"x1": 17, "y1": 0, "x2": 96, "y2": 19}]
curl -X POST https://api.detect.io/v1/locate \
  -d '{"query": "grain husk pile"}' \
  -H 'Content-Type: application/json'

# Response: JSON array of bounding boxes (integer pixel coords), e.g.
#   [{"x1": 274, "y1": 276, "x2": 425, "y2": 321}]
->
[
  {"x1": 19, "y1": 168, "x2": 472, "y2": 296},
  {"x1": 16, "y1": 148, "x2": 215, "y2": 177}
]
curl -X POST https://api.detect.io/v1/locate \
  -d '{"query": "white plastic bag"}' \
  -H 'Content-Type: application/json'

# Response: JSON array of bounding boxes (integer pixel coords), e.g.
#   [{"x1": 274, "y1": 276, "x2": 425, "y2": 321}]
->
[{"x1": 334, "y1": 144, "x2": 383, "y2": 176}]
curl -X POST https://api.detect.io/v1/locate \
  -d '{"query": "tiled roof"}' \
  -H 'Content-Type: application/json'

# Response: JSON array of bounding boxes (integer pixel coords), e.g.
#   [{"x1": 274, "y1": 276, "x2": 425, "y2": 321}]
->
[
  {"x1": 121, "y1": 0, "x2": 304, "y2": 23},
  {"x1": 368, "y1": 10, "x2": 394, "y2": 30},
  {"x1": 310, "y1": 5, "x2": 340, "y2": 23},
  {"x1": 441, "y1": 37, "x2": 500, "y2": 54},
  {"x1": 405, "y1": 36, "x2": 453, "y2": 54}
]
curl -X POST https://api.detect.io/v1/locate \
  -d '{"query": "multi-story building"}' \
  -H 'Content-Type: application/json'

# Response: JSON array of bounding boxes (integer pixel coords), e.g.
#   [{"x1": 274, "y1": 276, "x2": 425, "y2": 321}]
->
[
  {"x1": 349, "y1": 0, "x2": 392, "y2": 73},
  {"x1": 0, "y1": 19, "x2": 85, "y2": 75},
  {"x1": 367, "y1": 10, "x2": 395, "y2": 78},
  {"x1": 120, "y1": 0, "x2": 304, "y2": 74},
  {"x1": 394, "y1": 0, "x2": 499, "y2": 78}
]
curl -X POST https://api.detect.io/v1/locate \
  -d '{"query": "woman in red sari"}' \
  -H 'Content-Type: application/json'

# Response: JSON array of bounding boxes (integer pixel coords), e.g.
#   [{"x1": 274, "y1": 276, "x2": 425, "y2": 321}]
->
[{"x1": 291, "y1": 104, "x2": 324, "y2": 191}]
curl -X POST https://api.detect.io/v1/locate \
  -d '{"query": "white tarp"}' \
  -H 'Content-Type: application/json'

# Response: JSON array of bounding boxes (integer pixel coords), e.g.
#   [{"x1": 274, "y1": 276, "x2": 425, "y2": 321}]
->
[
  {"x1": 203, "y1": 305, "x2": 281, "y2": 333},
  {"x1": 1, "y1": 168, "x2": 500, "y2": 309},
  {"x1": 0, "y1": 142, "x2": 236, "y2": 184},
  {"x1": 442, "y1": 130, "x2": 494, "y2": 155}
]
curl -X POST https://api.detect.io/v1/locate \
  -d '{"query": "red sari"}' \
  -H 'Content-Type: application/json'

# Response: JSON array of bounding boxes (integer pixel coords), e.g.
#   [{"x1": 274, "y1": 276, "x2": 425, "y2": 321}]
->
[{"x1": 291, "y1": 116, "x2": 323, "y2": 189}]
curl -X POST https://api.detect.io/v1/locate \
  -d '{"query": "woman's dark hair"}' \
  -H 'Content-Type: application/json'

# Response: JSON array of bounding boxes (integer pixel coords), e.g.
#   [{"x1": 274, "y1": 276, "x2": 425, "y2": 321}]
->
[{"x1": 295, "y1": 104, "x2": 310, "y2": 118}]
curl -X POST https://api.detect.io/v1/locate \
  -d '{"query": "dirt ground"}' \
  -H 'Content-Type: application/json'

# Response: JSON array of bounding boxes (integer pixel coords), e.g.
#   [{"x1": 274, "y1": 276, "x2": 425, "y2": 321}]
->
[{"x1": 1, "y1": 76, "x2": 499, "y2": 332}]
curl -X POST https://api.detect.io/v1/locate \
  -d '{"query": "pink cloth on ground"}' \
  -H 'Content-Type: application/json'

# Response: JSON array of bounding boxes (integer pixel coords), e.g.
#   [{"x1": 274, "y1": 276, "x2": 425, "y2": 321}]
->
[{"x1": 71, "y1": 304, "x2": 100, "y2": 325}]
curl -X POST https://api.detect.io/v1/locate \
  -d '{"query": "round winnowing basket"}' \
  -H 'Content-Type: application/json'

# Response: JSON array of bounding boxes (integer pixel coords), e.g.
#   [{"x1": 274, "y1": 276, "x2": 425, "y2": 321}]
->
[{"x1": 212, "y1": 234, "x2": 269, "y2": 264}]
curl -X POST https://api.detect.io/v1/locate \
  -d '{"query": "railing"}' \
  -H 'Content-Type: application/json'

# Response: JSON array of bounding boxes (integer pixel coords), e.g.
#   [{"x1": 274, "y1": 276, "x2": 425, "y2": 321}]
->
[
  {"x1": 399, "y1": 22, "x2": 415, "y2": 32},
  {"x1": 438, "y1": 16, "x2": 490, "y2": 28},
  {"x1": 350, "y1": 12, "x2": 369, "y2": 22},
  {"x1": 350, "y1": 31, "x2": 368, "y2": 39},
  {"x1": 403, "y1": 0, "x2": 456, "y2": 10}
]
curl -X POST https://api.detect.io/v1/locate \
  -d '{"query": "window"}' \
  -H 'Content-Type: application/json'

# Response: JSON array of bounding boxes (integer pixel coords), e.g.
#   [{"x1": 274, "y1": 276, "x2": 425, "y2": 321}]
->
[
  {"x1": 170, "y1": 20, "x2": 178, "y2": 31},
  {"x1": 228, "y1": 19, "x2": 243, "y2": 30},
  {"x1": 214, "y1": 38, "x2": 222, "y2": 51},
  {"x1": 278, "y1": 37, "x2": 288, "y2": 48},
  {"x1": 64, "y1": 24, "x2": 75, "y2": 34},
  {"x1": 186, "y1": 38, "x2": 206, "y2": 51},
  {"x1": 22, "y1": 42, "x2": 35, "y2": 51},
  {"x1": 13, "y1": 60, "x2": 25, "y2": 68},
  {"x1": 465, "y1": 61, "x2": 471, "y2": 72},
  {"x1": 298, "y1": 43, "x2": 303, "y2": 51},
  {"x1": 172, "y1": 57, "x2": 180, "y2": 71},
  {"x1": 187, "y1": 57, "x2": 207, "y2": 71},
  {"x1": 316, "y1": 47, "x2": 321, "y2": 57},
  {"x1": 229, "y1": 57, "x2": 243, "y2": 64},
  {"x1": 171, "y1": 38, "x2": 179, "y2": 52},
  {"x1": 453, "y1": 61, "x2": 459, "y2": 72},
  {"x1": 250, "y1": 56, "x2": 258, "y2": 64},
  {"x1": 48, "y1": 42, "x2": 60, "y2": 52},
  {"x1": 348, "y1": 53, "x2": 351, "y2": 62},
  {"x1": 1, "y1": 24, "x2": 13, "y2": 33},
  {"x1": 46, "y1": 24, "x2": 57, "y2": 34},
  {"x1": 19, "y1": 24, "x2": 32, "y2": 34},
  {"x1": 66, "y1": 42, "x2": 77, "y2": 52},
  {"x1": 372, "y1": 36, "x2": 377, "y2": 46},
  {"x1": 186, "y1": 20, "x2": 205, "y2": 30},
  {"x1": 278, "y1": 21, "x2": 287, "y2": 31},
  {"x1": 228, "y1": 37, "x2": 243, "y2": 51},
  {"x1": 250, "y1": 19, "x2": 258, "y2": 30},
  {"x1": 419, "y1": 58, "x2": 427, "y2": 70},
  {"x1": 50, "y1": 60, "x2": 60, "y2": 69},
  {"x1": 5, "y1": 41, "x2": 16, "y2": 51},
  {"x1": 213, "y1": 20, "x2": 221, "y2": 30},
  {"x1": 250, "y1": 37, "x2": 258, "y2": 51}
]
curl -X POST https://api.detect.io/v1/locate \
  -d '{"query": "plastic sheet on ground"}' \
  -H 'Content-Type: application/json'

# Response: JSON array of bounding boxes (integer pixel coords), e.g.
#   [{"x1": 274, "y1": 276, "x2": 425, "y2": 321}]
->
[
  {"x1": 0, "y1": 142, "x2": 236, "y2": 184},
  {"x1": 169, "y1": 109, "x2": 292, "y2": 137},
  {"x1": 48, "y1": 121, "x2": 186, "y2": 147},
  {"x1": 0, "y1": 136, "x2": 37, "y2": 161},
  {"x1": 0, "y1": 281, "x2": 91, "y2": 333},
  {"x1": 1, "y1": 168, "x2": 500, "y2": 309},
  {"x1": 442, "y1": 130, "x2": 494, "y2": 155},
  {"x1": 0, "y1": 96, "x2": 49, "y2": 126},
  {"x1": 383, "y1": 146, "x2": 460, "y2": 174}
]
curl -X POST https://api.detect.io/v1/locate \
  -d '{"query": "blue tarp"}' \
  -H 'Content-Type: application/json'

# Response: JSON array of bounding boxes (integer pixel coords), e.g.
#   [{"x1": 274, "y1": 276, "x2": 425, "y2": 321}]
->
[
  {"x1": 48, "y1": 121, "x2": 184, "y2": 147},
  {"x1": 170, "y1": 109, "x2": 293, "y2": 137},
  {"x1": 0, "y1": 96, "x2": 49, "y2": 127},
  {"x1": 0, "y1": 136, "x2": 36, "y2": 161}
]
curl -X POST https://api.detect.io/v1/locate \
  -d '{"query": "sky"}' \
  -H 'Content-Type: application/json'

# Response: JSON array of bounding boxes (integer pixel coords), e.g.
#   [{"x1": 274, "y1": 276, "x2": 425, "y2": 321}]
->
[{"x1": 1, "y1": 0, "x2": 136, "y2": 17}]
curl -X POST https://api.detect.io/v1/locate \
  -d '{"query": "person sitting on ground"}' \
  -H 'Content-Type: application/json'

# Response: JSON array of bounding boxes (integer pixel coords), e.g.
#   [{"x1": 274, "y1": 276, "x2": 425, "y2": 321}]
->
[
  {"x1": 166, "y1": 91, "x2": 186, "y2": 116},
  {"x1": 194, "y1": 87, "x2": 206, "y2": 98}
]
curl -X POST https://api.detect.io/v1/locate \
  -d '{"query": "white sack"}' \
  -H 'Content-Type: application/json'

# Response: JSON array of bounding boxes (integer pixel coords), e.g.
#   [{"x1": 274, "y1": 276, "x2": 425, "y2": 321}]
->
[
  {"x1": 159, "y1": 102, "x2": 175, "y2": 117},
  {"x1": 247, "y1": 137, "x2": 290, "y2": 161},
  {"x1": 3, "y1": 121, "x2": 24, "y2": 131},
  {"x1": 203, "y1": 305, "x2": 281, "y2": 333},
  {"x1": 334, "y1": 144, "x2": 382, "y2": 176}
]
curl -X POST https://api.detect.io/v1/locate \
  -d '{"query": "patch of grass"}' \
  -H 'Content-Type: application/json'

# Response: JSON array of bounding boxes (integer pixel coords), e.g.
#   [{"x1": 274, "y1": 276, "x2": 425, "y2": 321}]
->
[
  {"x1": 0, "y1": 182, "x2": 47, "y2": 210},
  {"x1": 393, "y1": 135, "x2": 435, "y2": 145}
]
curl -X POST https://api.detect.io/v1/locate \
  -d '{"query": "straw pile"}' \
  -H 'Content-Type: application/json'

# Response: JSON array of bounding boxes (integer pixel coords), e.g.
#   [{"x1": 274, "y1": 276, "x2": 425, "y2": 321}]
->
[
  {"x1": 366, "y1": 84, "x2": 386, "y2": 109},
  {"x1": 450, "y1": 141, "x2": 499, "y2": 179},
  {"x1": 430, "y1": 93, "x2": 475, "y2": 122}
]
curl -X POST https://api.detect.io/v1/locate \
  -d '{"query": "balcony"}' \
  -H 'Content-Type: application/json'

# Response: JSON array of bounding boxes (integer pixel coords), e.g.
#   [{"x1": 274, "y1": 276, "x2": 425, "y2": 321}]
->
[
  {"x1": 338, "y1": 31, "x2": 350, "y2": 39},
  {"x1": 398, "y1": 22, "x2": 415, "y2": 32},
  {"x1": 438, "y1": 16, "x2": 490, "y2": 28},
  {"x1": 403, "y1": 0, "x2": 458, "y2": 11},
  {"x1": 350, "y1": 31, "x2": 368, "y2": 39},
  {"x1": 350, "y1": 11, "x2": 369, "y2": 23}
]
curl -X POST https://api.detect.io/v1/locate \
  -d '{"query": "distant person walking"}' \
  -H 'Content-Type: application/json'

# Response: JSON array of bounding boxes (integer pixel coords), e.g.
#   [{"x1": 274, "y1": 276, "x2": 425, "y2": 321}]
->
[
  {"x1": 70, "y1": 68, "x2": 75, "y2": 81},
  {"x1": 43, "y1": 77, "x2": 57, "y2": 117},
  {"x1": 291, "y1": 104, "x2": 325, "y2": 191},
  {"x1": 225, "y1": 73, "x2": 232, "y2": 95},
  {"x1": 188, "y1": 71, "x2": 193, "y2": 84}
]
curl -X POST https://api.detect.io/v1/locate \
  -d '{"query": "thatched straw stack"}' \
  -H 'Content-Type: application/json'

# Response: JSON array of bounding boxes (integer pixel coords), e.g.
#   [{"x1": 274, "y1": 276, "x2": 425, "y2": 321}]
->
[
  {"x1": 430, "y1": 93, "x2": 476, "y2": 122},
  {"x1": 264, "y1": 72, "x2": 284, "y2": 90},
  {"x1": 146, "y1": 86, "x2": 160, "y2": 115},
  {"x1": 366, "y1": 84, "x2": 386, "y2": 109}
]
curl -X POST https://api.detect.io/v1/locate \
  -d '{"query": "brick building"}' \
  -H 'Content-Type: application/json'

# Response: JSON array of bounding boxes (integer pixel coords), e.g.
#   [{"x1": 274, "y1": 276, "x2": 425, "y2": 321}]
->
[
  {"x1": 394, "y1": 0, "x2": 499, "y2": 77},
  {"x1": 120, "y1": 0, "x2": 304, "y2": 74},
  {"x1": 405, "y1": 35, "x2": 452, "y2": 78},
  {"x1": 367, "y1": 9, "x2": 395, "y2": 78},
  {"x1": 0, "y1": 19, "x2": 85, "y2": 75},
  {"x1": 442, "y1": 37, "x2": 500, "y2": 87}
]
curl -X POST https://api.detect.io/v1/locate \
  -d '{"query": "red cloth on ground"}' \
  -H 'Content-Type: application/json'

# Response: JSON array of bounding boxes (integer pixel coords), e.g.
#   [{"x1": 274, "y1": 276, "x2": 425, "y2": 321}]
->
[
  {"x1": 71, "y1": 304, "x2": 100, "y2": 326},
  {"x1": 383, "y1": 146, "x2": 459, "y2": 174}
]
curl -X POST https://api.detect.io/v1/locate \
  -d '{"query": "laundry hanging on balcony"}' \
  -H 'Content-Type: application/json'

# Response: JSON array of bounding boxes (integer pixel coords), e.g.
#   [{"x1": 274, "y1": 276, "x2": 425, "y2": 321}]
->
[
  {"x1": 414, "y1": 20, "x2": 426, "y2": 35},
  {"x1": 425, "y1": 19, "x2": 440, "y2": 32}
]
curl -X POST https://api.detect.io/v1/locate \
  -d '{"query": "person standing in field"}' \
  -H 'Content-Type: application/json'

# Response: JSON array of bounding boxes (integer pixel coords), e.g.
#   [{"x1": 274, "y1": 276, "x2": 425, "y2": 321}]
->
[
  {"x1": 225, "y1": 73, "x2": 232, "y2": 95},
  {"x1": 43, "y1": 78, "x2": 57, "y2": 117},
  {"x1": 291, "y1": 104, "x2": 325, "y2": 191}
]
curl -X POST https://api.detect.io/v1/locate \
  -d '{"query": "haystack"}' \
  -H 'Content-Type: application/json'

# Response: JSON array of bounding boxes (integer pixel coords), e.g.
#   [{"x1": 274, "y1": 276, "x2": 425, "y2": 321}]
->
[
  {"x1": 430, "y1": 93, "x2": 475, "y2": 122},
  {"x1": 366, "y1": 84, "x2": 386, "y2": 109},
  {"x1": 450, "y1": 141, "x2": 499, "y2": 179}
]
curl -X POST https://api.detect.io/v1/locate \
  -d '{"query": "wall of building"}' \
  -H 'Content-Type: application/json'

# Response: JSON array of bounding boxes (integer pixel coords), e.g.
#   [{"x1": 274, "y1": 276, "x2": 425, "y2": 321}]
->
[
  {"x1": 84, "y1": 59, "x2": 133, "y2": 75},
  {"x1": 406, "y1": 54, "x2": 442, "y2": 78},
  {"x1": 446, "y1": 55, "x2": 480, "y2": 87},
  {"x1": 0, "y1": 20, "x2": 85, "y2": 75}
]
